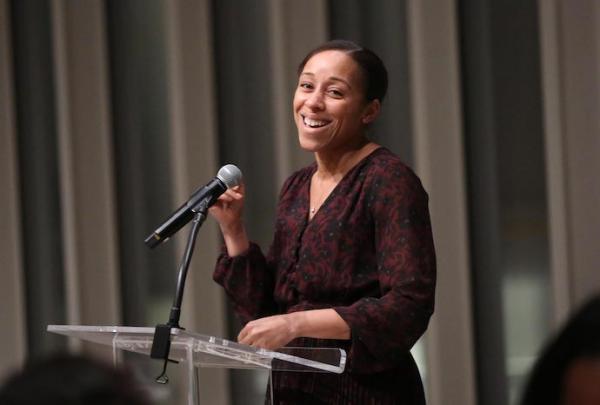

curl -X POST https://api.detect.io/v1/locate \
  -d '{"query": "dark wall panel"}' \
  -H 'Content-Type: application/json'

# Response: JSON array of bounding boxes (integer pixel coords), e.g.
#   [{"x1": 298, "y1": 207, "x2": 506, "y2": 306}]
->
[{"x1": 10, "y1": 0, "x2": 66, "y2": 357}]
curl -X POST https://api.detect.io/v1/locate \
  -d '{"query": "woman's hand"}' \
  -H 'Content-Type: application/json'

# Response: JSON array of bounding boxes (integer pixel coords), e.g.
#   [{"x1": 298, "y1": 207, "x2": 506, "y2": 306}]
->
[
  {"x1": 209, "y1": 184, "x2": 250, "y2": 256},
  {"x1": 237, "y1": 309, "x2": 351, "y2": 350},
  {"x1": 209, "y1": 184, "x2": 245, "y2": 230},
  {"x1": 238, "y1": 313, "x2": 299, "y2": 350}
]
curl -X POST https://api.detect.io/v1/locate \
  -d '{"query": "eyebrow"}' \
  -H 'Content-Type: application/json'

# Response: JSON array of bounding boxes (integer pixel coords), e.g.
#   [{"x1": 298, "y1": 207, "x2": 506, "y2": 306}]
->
[{"x1": 300, "y1": 72, "x2": 352, "y2": 89}]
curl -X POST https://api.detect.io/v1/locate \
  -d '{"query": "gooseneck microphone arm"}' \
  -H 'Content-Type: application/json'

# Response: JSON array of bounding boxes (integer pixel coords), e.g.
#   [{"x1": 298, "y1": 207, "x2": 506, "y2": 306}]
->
[
  {"x1": 151, "y1": 201, "x2": 207, "y2": 385},
  {"x1": 167, "y1": 197, "x2": 210, "y2": 329},
  {"x1": 148, "y1": 164, "x2": 242, "y2": 384}
]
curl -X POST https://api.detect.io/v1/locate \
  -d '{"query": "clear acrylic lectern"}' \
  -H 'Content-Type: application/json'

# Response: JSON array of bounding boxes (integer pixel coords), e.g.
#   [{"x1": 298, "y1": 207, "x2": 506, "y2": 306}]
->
[{"x1": 48, "y1": 325, "x2": 346, "y2": 405}]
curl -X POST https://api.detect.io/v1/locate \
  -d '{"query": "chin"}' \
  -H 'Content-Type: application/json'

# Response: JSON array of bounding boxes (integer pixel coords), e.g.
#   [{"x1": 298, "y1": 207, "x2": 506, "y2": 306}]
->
[{"x1": 298, "y1": 137, "x2": 319, "y2": 152}]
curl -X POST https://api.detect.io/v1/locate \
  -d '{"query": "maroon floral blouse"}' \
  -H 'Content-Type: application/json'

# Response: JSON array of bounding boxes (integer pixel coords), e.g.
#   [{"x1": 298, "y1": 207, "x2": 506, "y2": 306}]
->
[{"x1": 214, "y1": 147, "x2": 436, "y2": 404}]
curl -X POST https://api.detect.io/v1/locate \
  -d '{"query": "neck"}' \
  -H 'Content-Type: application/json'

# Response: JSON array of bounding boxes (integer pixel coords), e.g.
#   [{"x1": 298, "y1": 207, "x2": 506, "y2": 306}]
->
[{"x1": 314, "y1": 136, "x2": 375, "y2": 180}]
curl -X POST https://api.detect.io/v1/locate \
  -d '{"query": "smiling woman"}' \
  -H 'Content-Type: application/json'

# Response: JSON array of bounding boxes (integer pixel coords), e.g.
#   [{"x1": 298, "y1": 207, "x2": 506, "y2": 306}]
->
[
  {"x1": 294, "y1": 50, "x2": 379, "y2": 154},
  {"x1": 293, "y1": 48, "x2": 383, "y2": 220},
  {"x1": 209, "y1": 40, "x2": 436, "y2": 404}
]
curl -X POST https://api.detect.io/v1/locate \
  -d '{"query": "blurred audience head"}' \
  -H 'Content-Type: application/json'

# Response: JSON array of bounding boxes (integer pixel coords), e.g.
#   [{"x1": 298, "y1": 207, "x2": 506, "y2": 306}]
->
[
  {"x1": 520, "y1": 294, "x2": 600, "y2": 405},
  {"x1": 0, "y1": 353, "x2": 150, "y2": 405}
]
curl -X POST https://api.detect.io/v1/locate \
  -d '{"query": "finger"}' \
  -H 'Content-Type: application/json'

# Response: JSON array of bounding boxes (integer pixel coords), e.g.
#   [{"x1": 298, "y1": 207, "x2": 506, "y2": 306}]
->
[
  {"x1": 232, "y1": 183, "x2": 245, "y2": 193},
  {"x1": 229, "y1": 191, "x2": 243, "y2": 201},
  {"x1": 239, "y1": 333, "x2": 252, "y2": 346},
  {"x1": 216, "y1": 193, "x2": 235, "y2": 203},
  {"x1": 238, "y1": 324, "x2": 250, "y2": 343},
  {"x1": 229, "y1": 185, "x2": 245, "y2": 198},
  {"x1": 224, "y1": 189, "x2": 243, "y2": 199}
]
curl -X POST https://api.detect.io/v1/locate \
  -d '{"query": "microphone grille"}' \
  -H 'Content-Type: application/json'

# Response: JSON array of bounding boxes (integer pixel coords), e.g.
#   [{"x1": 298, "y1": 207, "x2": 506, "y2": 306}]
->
[{"x1": 217, "y1": 164, "x2": 243, "y2": 188}]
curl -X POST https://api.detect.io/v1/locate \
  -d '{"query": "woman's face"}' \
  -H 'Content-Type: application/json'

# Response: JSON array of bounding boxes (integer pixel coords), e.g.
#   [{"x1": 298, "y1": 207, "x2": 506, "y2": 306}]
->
[{"x1": 293, "y1": 50, "x2": 379, "y2": 153}]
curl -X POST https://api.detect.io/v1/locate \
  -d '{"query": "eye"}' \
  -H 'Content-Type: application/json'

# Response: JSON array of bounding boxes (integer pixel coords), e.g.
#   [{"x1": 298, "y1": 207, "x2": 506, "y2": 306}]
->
[
  {"x1": 328, "y1": 88, "x2": 343, "y2": 98},
  {"x1": 299, "y1": 82, "x2": 314, "y2": 90}
]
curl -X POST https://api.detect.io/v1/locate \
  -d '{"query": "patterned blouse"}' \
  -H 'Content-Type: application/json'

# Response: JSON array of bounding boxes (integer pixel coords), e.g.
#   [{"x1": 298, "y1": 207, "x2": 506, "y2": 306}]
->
[{"x1": 214, "y1": 147, "x2": 436, "y2": 404}]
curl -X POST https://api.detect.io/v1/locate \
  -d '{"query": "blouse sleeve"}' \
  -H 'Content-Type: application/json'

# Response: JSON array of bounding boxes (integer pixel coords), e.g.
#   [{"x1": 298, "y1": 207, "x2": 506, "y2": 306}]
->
[
  {"x1": 212, "y1": 173, "x2": 299, "y2": 324},
  {"x1": 333, "y1": 168, "x2": 436, "y2": 373},
  {"x1": 213, "y1": 242, "x2": 278, "y2": 324}
]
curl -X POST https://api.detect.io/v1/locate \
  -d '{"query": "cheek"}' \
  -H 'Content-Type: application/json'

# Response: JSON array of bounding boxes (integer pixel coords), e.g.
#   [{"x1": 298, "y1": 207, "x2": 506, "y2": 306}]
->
[
  {"x1": 292, "y1": 91, "x2": 303, "y2": 111},
  {"x1": 337, "y1": 106, "x2": 362, "y2": 127}
]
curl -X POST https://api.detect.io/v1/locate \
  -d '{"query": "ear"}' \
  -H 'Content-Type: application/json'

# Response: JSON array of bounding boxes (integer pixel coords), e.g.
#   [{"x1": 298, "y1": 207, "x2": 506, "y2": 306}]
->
[{"x1": 361, "y1": 99, "x2": 381, "y2": 125}]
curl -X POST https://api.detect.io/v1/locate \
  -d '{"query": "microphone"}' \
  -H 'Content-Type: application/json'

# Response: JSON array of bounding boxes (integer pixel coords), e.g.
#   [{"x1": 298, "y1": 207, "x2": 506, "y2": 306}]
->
[{"x1": 144, "y1": 164, "x2": 242, "y2": 249}]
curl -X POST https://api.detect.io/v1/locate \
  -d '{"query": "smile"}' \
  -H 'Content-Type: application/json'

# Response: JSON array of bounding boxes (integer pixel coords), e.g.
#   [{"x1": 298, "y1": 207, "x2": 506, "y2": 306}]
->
[{"x1": 302, "y1": 115, "x2": 331, "y2": 128}]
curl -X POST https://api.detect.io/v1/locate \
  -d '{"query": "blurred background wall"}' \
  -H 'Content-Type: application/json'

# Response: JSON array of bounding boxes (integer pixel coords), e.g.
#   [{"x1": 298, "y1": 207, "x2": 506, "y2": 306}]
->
[{"x1": 0, "y1": 0, "x2": 599, "y2": 404}]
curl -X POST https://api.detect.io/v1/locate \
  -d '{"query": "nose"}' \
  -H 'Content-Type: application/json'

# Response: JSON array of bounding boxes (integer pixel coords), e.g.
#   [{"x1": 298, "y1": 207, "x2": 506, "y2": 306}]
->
[{"x1": 305, "y1": 90, "x2": 325, "y2": 110}]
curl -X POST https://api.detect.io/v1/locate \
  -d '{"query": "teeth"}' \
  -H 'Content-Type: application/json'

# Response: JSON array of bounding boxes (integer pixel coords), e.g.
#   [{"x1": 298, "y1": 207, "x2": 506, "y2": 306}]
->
[{"x1": 303, "y1": 116, "x2": 328, "y2": 128}]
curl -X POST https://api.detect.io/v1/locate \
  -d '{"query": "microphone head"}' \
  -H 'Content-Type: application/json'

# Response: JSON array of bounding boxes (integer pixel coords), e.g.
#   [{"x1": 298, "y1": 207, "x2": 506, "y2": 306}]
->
[{"x1": 217, "y1": 164, "x2": 242, "y2": 188}]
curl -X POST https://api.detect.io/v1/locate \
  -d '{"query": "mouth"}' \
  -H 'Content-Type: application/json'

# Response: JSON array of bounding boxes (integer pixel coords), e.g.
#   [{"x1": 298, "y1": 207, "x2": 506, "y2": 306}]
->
[{"x1": 301, "y1": 114, "x2": 331, "y2": 129}]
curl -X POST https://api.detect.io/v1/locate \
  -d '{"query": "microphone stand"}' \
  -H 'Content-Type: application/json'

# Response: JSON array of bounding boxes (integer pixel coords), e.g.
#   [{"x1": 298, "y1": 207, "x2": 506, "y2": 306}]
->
[{"x1": 150, "y1": 198, "x2": 210, "y2": 384}]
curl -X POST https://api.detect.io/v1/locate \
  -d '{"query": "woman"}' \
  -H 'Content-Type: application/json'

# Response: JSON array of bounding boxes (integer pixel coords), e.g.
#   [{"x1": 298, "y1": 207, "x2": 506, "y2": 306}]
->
[{"x1": 210, "y1": 40, "x2": 436, "y2": 404}]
